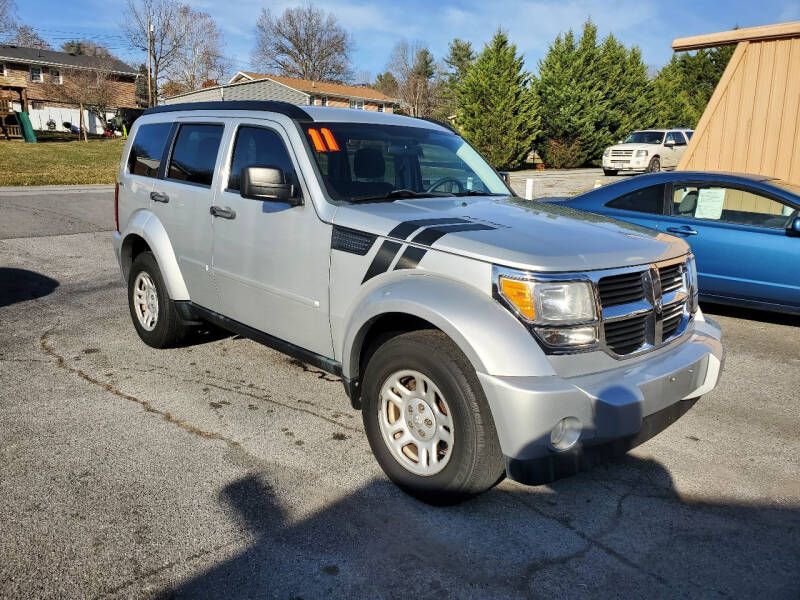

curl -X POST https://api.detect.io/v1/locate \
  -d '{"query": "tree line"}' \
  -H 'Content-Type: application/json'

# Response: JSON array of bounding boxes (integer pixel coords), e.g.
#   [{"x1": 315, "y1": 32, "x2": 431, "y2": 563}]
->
[
  {"x1": 374, "y1": 21, "x2": 734, "y2": 169},
  {"x1": 1, "y1": 0, "x2": 732, "y2": 166}
]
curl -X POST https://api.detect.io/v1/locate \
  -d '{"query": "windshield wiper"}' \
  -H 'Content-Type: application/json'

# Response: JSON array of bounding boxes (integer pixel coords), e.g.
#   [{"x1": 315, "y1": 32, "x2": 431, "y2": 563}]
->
[
  {"x1": 349, "y1": 189, "x2": 450, "y2": 203},
  {"x1": 452, "y1": 190, "x2": 507, "y2": 197}
]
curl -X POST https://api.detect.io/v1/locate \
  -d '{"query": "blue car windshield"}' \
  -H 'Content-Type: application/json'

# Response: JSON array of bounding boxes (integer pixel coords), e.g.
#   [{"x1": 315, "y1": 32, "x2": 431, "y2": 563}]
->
[{"x1": 624, "y1": 131, "x2": 665, "y2": 144}]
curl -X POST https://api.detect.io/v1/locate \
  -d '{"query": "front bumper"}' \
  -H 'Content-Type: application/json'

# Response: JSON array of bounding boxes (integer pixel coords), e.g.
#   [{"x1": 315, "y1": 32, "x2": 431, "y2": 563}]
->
[
  {"x1": 603, "y1": 157, "x2": 648, "y2": 171},
  {"x1": 478, "y1": 316, "x2": 724, "y2": 485}
]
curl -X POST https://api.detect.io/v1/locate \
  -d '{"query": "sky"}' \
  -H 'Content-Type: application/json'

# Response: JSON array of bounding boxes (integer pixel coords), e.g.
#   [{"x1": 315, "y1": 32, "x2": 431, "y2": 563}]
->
[{"x1": 16, "y1": 0, "x2": 800, "y2": 80}]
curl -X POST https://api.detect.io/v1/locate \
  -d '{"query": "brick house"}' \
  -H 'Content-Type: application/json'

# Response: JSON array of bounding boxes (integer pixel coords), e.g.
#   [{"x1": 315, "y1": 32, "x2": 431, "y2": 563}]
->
[
  {"x1": 164, "y1": 71, "x2": 398, "y2": 112},
  {"x1": 0, "y1": 45, "x2": 139, "y2": 137}
]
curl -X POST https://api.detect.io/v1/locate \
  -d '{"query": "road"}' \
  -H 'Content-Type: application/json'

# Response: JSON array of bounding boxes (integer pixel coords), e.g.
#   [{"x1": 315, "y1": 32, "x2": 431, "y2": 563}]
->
[{"x1": 1, "y1": 184, "x2": 798, "y2": 599}]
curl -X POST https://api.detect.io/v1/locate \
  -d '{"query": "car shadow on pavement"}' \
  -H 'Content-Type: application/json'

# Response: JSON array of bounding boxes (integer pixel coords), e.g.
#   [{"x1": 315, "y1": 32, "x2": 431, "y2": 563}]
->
[
  {"x1": 155, "y1": 456, "x2": 800, "y2": 599},
  {"x1": 0, "y1": 267, "x2": 59, "y2": 308},
  {"x1": 701, "y1": 302, "x2": 800, "y2": 327}
]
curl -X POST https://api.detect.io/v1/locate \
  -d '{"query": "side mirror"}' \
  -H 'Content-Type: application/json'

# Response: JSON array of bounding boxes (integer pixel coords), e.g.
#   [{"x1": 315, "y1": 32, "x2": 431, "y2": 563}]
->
[
  {"x1": 240, "y1": 166, "x2": 301, "y2": 206},
  {"x1": 787, "y1": 216, "x2": 800, "y2": 237},
  {"x1": 498, "y1": 171, "x2": 510, "y2": 185},
  {"x1": 664, "y1": 139, "x2": 675, "y2": 147}
]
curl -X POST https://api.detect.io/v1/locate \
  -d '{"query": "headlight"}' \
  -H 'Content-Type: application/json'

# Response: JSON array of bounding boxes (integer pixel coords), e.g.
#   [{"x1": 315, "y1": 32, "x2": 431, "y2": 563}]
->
[
  {"x1": 636, "y1": 149, "x2": 648, "y2": 157},
  {"x1": 603, "y1": 148, "x2": 610, "y2": 157},
  {"x1": 499, "y1": 278, "x2": 597, "y2": 324},
  {"x1": 686, "y1": 255, "x2": 699, "y2": 313}
]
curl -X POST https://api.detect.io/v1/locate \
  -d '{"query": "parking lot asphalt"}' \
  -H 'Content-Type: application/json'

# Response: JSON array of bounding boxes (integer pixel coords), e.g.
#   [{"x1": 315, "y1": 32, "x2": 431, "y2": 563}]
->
[{"x1": 1, "y1": 184, "x2": 798, "y2": 599}]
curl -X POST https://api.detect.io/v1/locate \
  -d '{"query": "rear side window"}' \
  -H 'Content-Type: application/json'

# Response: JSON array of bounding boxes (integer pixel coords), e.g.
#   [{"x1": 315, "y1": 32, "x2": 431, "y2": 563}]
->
[
  {"x1": 606, "y1": 184, "x2": 665, "y2": 215},
  {"x1": 228, "y1": 126, "x2": 296, "y2": 191},
  {"x1": 127, "y1": 123, "x2": 171, "y2": 177},
  {"x1": 167, "y1": 124, "x2": 224, "y2": 186}
]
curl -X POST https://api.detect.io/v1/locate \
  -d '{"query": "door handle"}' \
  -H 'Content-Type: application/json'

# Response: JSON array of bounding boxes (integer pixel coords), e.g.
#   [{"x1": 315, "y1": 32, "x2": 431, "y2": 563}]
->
[
  {"x1": 210, "y1": 205, "x2": 236, "y2": 219},
  {"x1": 150, "y1": 191, "x2": 169, "y2": 203},
  {"x1": 666, "y1": 226, "x2": 698, "y2": 236}
]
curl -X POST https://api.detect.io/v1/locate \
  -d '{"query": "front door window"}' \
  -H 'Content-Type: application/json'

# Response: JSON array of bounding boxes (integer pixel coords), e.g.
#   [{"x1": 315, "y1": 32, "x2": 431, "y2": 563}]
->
[{"x1": 672, "y1": 185, "x2": 796, "y2": 229}]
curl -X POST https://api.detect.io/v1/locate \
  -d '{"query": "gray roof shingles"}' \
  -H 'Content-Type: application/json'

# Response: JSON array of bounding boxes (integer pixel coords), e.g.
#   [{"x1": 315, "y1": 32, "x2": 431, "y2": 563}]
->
[{"x1": 0, "y1": 45, "x2": 138, "y2": 76}]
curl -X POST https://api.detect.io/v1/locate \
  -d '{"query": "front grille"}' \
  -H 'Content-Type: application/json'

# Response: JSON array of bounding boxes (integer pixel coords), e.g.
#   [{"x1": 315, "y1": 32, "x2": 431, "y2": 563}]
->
[
  {"x1": 659, "y1": 263, "x2": 683, "y2": 294},
  {"x1": 661, "y1": 302, "x2": 684, "y2": 339},
  {"x1": 598, "y1": 271, "x2": 645, "y2": 306},
  {"x1": 611, "y1": 149, "x2": 633, "y2": 157},
  {"x1": 604, "y1": 314, "x2": 648, "y2": 355},
  {"x1": 597, "y1": 258, "x2": 690, "y2": 357}
]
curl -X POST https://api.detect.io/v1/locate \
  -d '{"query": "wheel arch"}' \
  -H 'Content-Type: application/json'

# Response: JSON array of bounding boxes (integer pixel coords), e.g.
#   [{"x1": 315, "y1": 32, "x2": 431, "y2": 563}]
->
[
  {"x1": 120, "y1": 210, "x2": 189, "y2": 300},
  {"x1": 341, "y1": 275, "x2": 556, "y2": 407}
]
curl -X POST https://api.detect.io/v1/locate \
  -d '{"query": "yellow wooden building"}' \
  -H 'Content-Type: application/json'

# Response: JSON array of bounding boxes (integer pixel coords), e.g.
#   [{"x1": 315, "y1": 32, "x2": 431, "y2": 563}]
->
[{"x1": 673, "y1": 22, "x2": 800, "y2": 187}]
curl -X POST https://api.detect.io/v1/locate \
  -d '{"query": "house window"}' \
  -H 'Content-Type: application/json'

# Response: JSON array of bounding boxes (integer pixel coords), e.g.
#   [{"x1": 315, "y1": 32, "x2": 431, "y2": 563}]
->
[
  {"x1": 31, "y1": 101, "x2": 44, "y2": 110},
  {"x1": 309, "y1": 95, "x2": 316, "y2": 105},
  {"x1": 0, "y1": 64, "x2": 6, "y2": 77},
  {"x1": 50, "y1": 69, "x2": 62, "y2": 84},
  {"x1": 30, "y1": 66, "x2": 43, "y2": 83},
  {"x1": 320, "y1": 96, "x2": 328, "y2": 106},
  {"x1": 349, "y1": 100, "x2": 364, "y2": 110},
  {"x1": 377, "y1": 103, "x2": 385, "y2": 112}
]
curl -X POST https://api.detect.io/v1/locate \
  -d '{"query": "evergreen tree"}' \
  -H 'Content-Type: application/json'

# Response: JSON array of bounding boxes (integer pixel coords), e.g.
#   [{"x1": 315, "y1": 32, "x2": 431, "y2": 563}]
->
[
  {"x1": 444, "y1": 38, "x2": 475, "y2": 84},
  {"x1": 649, "y1": 44, "x2": 735, "y2": 128},
  {"x1": 373, "y1": 71, "x2": 399, "y2": 97},
  {"x1": 456, "y1": 30, "x2": 539, "y2": 170},
  {"x1": 535, "y1": 21, "x2": 651, "y2": 166},
  {"x1": 437, "y1": 38, "x2": 475, "y2": 120}
]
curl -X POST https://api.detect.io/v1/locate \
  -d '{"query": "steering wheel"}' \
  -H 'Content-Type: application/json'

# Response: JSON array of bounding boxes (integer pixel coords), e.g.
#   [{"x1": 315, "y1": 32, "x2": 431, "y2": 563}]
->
[{"x1": 427, "y1": 177, "x2": 464, "y2": 194}]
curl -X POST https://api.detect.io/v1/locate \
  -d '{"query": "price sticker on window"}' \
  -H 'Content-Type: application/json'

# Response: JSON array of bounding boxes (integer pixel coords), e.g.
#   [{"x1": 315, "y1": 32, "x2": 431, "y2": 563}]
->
[{"x1": 695, "y1": 188, "x2": 725, "y2": 220}]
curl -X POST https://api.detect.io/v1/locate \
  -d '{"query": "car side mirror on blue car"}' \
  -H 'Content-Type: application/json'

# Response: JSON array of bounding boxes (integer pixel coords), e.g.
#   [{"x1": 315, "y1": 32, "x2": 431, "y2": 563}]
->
[{"x1": 788, "y1": 217, "x2": 800, "y2": 237}]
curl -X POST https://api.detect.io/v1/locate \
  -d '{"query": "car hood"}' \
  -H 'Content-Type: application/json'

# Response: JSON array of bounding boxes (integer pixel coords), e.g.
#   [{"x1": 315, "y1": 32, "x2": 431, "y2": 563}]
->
[
  {"x1": 333, "y1": 195, "x2": 688, "y2": 272},
  {"x1": 608, "y1": 142, "x2": 660, "y2": 152}
]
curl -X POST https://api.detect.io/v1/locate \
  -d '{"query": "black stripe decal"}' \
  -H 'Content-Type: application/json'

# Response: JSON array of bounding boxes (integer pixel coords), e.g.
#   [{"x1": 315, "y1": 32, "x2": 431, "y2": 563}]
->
[
  {"x1": 394, "y1": 223, "x2": 497, "y2": 271},
  {"x1": 361, "y1": 240, "x2": 402, "y2": 283},
  {"x1": 394, "y1": 246, "x2": 428, "y2": 271},
  {"x1": 387, "y1": 217, "x2": 469, "y2": 240},
  {"x1": 361, "y1": 218, "x2": 468, "y2": 283},
  {"x1": 410, "y1": 223, "x2": 496, "y2": 246}
]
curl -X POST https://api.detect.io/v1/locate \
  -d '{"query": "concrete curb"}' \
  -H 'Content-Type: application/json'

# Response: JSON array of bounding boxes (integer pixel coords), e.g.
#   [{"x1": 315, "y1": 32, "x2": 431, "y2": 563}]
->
[{"x1": 0, "y1": 184, "x2": 114, "y2": 195}]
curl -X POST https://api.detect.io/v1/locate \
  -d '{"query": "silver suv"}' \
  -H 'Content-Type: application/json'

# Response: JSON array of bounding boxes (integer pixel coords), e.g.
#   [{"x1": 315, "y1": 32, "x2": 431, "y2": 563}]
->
[{"x1": 113, "y1": 102, "x2": 724, "y2": 503}]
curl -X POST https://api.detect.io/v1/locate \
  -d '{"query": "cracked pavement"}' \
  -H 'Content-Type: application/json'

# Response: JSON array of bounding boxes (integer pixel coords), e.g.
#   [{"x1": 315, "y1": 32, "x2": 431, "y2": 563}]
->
[{"x1": 1, "y1": 185, "x2": 798, "y2": 599}]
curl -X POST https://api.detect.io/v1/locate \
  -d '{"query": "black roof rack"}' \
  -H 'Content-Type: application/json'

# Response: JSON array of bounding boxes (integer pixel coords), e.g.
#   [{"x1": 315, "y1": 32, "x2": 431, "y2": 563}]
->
[{"x1": 143, "y1": 101, "x2": 313, "y2": 121}]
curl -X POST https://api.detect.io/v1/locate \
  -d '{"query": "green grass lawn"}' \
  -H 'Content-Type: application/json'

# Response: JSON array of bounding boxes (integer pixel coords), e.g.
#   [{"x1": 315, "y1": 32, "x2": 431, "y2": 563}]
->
[{"x1": 0, "y1": 137, "x2": 125, "y2": 186}]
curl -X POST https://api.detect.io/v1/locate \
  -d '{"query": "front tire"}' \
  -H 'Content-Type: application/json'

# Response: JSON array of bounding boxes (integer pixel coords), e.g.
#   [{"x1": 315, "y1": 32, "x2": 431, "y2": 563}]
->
[
  {"x1": 646, "y1": 156, "x2": 661, "y2": 173},
  {"x1": 362, "y1": 330, "x2": 505, "y2": 504},
  {"x1": 128, "y1": 251, "x2": 187, "y2": 348}
]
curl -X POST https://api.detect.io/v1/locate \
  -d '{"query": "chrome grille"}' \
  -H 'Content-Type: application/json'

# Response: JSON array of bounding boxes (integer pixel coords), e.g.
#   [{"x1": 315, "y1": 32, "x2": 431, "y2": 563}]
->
[
  {"x1": 611, "y1": 149, "x2": 633, "y2": 157},
  {"x1": 598, "y1": 271, "x2": 645, "y2": 306},
  {"x1": 661, "y1": 301, "x2": 685, "y2": 340},
  {"x1": 659, "y1": 263, "x2": 684, "y2": 294},
  {"x1": 598, "y1": 257, "x2": 691, "y2": 357},
  {"x1": 604, "y1": 314, "x2": 648, "y2": 355}
]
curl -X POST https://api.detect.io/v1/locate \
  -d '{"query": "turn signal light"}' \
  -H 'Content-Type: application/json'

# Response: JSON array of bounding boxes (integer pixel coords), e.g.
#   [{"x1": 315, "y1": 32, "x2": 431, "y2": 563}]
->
[{"x1": 500, "y1": 278, "x2": 535, "y2": 320}]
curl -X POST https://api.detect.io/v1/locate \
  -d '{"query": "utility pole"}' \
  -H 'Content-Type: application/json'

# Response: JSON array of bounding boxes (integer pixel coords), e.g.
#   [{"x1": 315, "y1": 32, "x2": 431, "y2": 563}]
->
[{"x1": 146, "y1": 18, "x2": 153, "y2": 107}]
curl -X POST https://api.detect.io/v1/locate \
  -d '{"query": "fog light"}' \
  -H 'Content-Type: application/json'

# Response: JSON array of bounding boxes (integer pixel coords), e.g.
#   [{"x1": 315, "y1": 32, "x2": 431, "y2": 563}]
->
[
  {"x1": 550, "y1": 417, "x2": 581, "y2": 451},
  {"x1": 534, "y1": 325, "x2": 597, "y2": 348}
]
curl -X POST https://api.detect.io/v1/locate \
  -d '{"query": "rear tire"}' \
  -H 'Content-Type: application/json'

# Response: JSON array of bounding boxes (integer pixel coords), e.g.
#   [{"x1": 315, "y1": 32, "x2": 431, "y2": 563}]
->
[
  {"x1": 128, "y1": 251, "x2": 187, "y2": 348},
  {"x1": 603, "y1": 169, "x2": 618, "y2": 176},
  {"x1": 362, "y1": 330, "x2": 505, "y2": 504}
]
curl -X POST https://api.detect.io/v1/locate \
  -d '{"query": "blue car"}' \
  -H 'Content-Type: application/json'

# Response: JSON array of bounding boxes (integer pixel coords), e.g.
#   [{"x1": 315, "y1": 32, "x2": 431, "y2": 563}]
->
[{"x1": 548, "y1": 172, "x2": 800, "y2": 314}]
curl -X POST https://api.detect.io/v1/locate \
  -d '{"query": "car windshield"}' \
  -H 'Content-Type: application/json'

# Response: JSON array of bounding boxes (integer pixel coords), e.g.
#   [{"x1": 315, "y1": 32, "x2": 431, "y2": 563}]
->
[
  {"x1": 624, "y1": 131, "x2": 665, "y2": 144},
  {"x1": 301, "y1": 122, "x2": 509, "y2": 203}
]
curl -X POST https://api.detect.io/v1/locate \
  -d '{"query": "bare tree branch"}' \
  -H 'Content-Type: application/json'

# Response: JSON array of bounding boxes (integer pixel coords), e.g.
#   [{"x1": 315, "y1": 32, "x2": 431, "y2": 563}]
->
[
  {"x1": 387, "y1": 41, "x2": 442, "y2": 117},
  {"x1": 123, "y1": 0, "x2": 190, "y2": 101},
  {"x1": 165, "y1": 6, "x2": 226, "y2": 92},
  {"x1": 252, "y1": 4, "x2": 352, "y2": 83}
]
